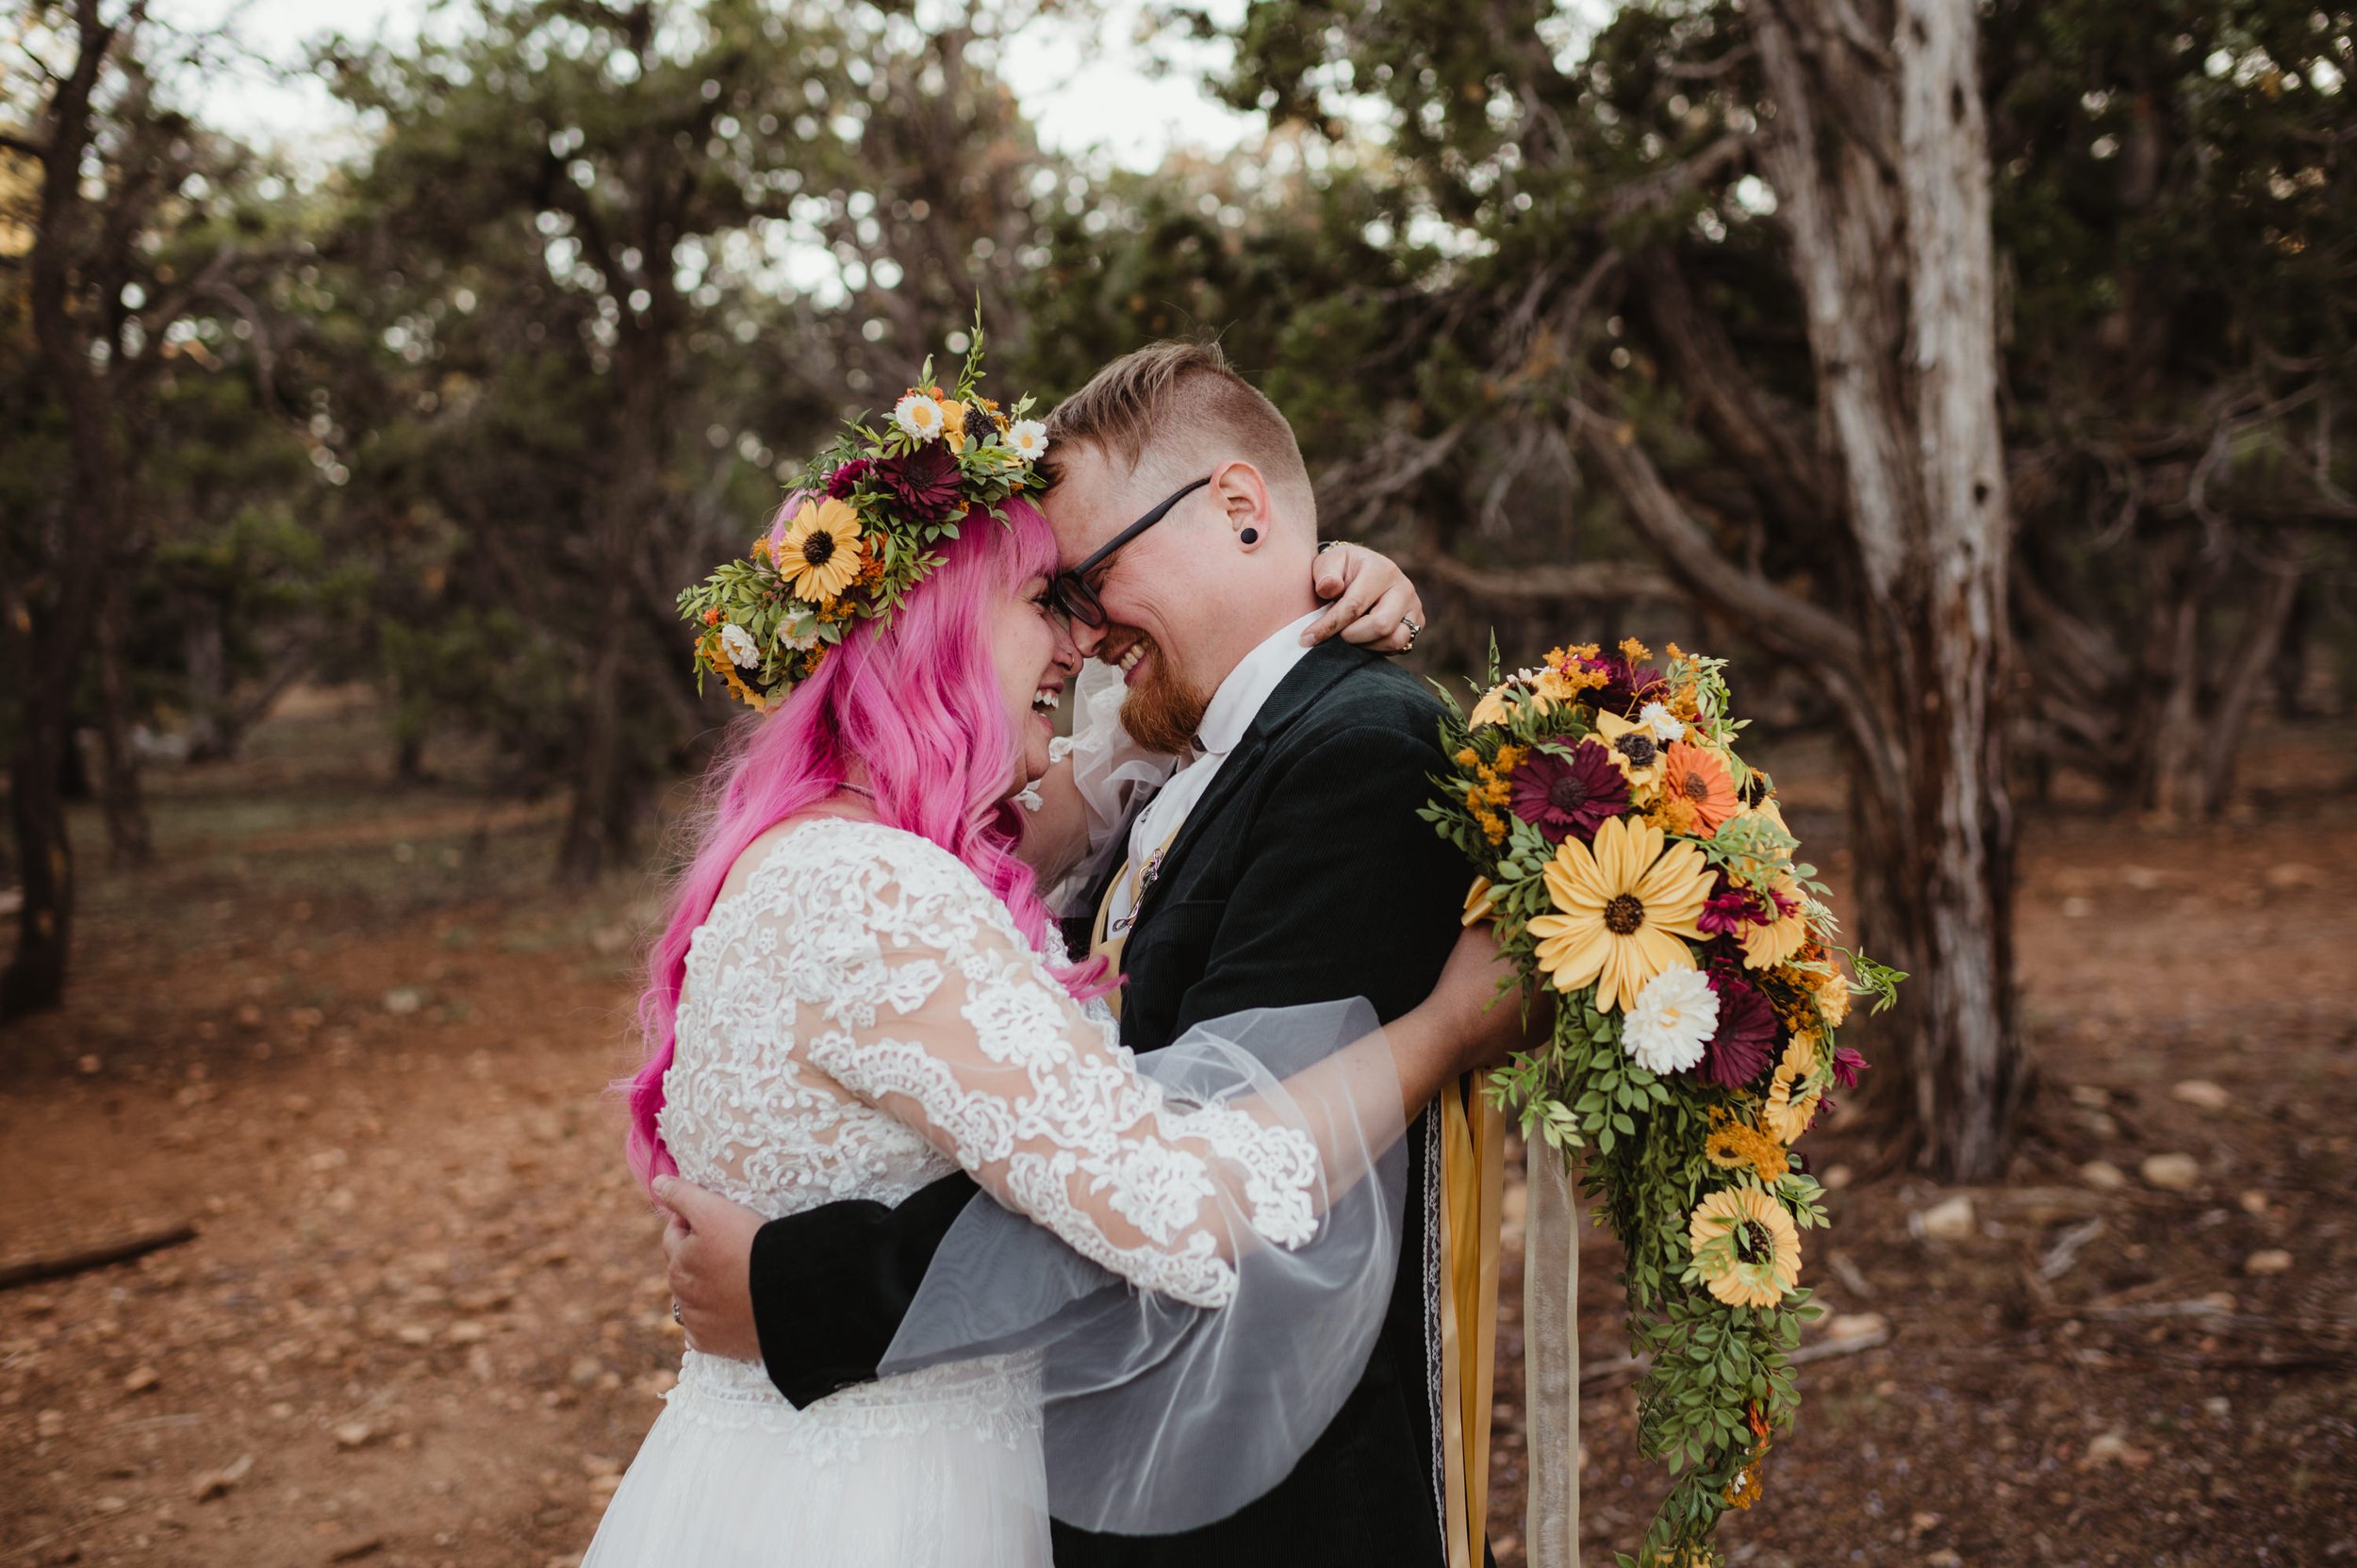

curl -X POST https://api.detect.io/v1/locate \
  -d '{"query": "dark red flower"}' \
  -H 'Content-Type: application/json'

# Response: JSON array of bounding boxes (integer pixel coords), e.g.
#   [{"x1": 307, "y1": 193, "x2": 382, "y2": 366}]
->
[
  {"x1": 1698, "y1": 880, "x2": 1768, "y2": 935},
  {"x1": 874, "y1": 443, "x2": 965, "y2": 524},
  {"x1": 1578, "y1": 651, "x2": 1666, "y2": 714},
  {"x1": 1702, "y1": 971, "x2": 1779, "y2": 1089},
  {"x1": 1832, "y1": 1044, "x2": 1868, "y2": 1090},
  {"x1": 825, "y1": 457, "x2": 873, "y2": 499},
  {"x1": 1508, "y1": 742, "x2": 1631, "y2": 843}
]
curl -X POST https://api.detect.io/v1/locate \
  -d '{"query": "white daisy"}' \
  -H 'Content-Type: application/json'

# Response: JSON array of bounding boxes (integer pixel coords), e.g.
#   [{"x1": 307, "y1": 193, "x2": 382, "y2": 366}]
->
[
  {"x1": 1639, "y1": 700, "x2": 1684, "y2": 744},
  {"x1": 1621, "y1": 966, "x2": 1719, "y2": 1077},
  {"x1": 892, "y1": 392, "x2": 946, "y2": 442},
  {"x1": 717, "y1": 622, "x2": 762, "y2": 668},
  {"x1": 1005, "y1": 419, "x2": 1049, "y2": 463}
]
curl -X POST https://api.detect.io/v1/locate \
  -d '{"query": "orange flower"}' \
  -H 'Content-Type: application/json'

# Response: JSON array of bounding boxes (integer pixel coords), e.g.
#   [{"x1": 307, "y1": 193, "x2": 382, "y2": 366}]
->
[
  {"x1": 701, "y1": 634, "x2": 770, "y2": 713},
  {"x1": 1663, "y1": 743, "x2": 1741, "y2": 836}
]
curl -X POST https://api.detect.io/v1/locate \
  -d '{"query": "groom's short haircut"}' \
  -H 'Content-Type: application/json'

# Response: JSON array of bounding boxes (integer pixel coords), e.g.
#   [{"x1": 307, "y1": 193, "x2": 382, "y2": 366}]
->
[{"x1": 1044, "y1": 338, "x2": 1317, "y2": 527}]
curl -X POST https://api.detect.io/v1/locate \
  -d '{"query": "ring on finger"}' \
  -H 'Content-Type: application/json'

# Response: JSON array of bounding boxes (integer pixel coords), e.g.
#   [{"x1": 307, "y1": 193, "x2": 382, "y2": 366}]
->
[{"x1": 1399, "y1": 613, "x2": 1422, "y2": 652}]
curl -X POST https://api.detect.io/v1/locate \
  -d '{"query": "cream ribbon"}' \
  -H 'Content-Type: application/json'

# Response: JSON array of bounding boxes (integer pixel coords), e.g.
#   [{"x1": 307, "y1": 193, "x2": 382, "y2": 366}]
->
[{"x1": 1523, "y1": 1142, "x2": 1582, "y2": 1568}]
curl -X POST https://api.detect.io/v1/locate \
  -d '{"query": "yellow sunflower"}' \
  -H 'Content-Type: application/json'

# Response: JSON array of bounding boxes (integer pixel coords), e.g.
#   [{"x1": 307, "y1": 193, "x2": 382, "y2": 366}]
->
[
  {"x1": 1527, "y1": 815, "x2": 1713, "y2": 1013},
  {"x1": 1760, "y1": 1035, "x2": 1824, "y2": 1143},
  {"x1": 1592, "y1": 709, "x2": 1669, "y2": 796},
  {"x1": 1740, "y1": 871, "x2": 1809, "y2": 970},
  {"x1": 1470, "y1": 681, "x2": 1554, "y2": 728},
  {"x1": 1460, "y1": 876, "x2": 1498, "y2": 928},
  {"x1": 1688, "y1": 1183, "x2": 1802, "y2": 1310},
  {"x1": 777, "y1": 498, "x2": 865, "y2": 603}
]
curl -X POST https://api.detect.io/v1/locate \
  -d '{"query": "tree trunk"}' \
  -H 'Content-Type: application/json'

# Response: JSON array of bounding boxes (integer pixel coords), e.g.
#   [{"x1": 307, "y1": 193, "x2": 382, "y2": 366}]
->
[
  {"x1": 2133, "y1": 532, "x2": 2215, "y2": 819},
  {"x1": 6, "y1": 0, "x2": 124, "y2": 1020},
  {"x1": 2193, "y1": 553, "x2": 2302, "y2": 817},
  {"x1": 394, "y1": 731, "x2": 428, "y2": 785},
  {"x1": 183, "y1": 602, "x2": 231, "y2": 762},
  {"x1": 555, "y1": 330, "x2": 668, "y2": 885},
  {"x1": 556, "y1": 596, "x2": 635, "y2": 885},
  {"x1": 93, "y1": 587, "x2": 155, "y2": 867},
  {"x1": 3, "y1": 685, "x2": 79, "y2": 1022},
  {"x1": 1748, "y1": 0, "x2": 2026, "y2": 1180}
]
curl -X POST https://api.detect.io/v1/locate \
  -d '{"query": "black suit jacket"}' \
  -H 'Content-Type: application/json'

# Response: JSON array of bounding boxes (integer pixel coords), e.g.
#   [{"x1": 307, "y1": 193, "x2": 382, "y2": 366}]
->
[{"x1": 744, "y1": 638, "x2": 1469, "y2": 1567}]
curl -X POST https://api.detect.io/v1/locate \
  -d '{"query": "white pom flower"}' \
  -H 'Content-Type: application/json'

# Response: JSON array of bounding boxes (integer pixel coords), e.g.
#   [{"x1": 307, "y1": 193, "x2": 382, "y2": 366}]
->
[
  {"x1": 1639, "y1": 701, "x2": 1684, "y2": 743},
  {"x1": 1622, "y1": 966, "x2": 1719, "y2": 1077},
  {"x1": 1005, "y1": 419, "x2": 1049, "y2": 463},
  {"x1": 777, "y1": 618, "x2": 820, "y2": 652},
  {"x1": 892, "y1": 392, "x2": 946, "y2": 442},
  {"x1": 717, "y1": 621, "x2": 762, "y2": 668}
]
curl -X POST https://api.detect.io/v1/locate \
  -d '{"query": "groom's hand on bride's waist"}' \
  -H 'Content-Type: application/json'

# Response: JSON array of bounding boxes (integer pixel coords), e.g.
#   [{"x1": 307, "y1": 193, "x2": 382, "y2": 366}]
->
[{"x1": 653, "y1": 1176, "x2": 764, "y2": 1362}]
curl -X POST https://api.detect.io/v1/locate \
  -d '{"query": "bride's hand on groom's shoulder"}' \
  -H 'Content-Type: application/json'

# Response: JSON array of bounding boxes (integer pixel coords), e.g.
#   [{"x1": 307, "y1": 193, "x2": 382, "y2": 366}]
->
[
  {"x1": 652, "y1": 1176, "x2": 764, "y2": 1362},
  {"x1": 1303, "y1": 542, "x2": 1426, "y2": 653}
]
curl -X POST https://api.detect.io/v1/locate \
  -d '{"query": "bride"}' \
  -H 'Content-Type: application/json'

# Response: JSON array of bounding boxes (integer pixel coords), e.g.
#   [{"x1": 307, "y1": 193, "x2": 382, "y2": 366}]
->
[{"x1": 580, "y1": 350, "x2": 1524, "y2": 1566}]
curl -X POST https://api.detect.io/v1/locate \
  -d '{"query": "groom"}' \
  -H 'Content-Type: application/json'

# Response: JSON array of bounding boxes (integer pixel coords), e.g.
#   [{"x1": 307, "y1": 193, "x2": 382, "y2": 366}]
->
[{"x1": 659, "y1": 339, "x2": 1475, "y2": 1567}]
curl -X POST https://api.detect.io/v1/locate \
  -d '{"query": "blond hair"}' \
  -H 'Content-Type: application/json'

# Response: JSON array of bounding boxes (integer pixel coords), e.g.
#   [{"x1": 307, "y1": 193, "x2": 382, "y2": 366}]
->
[{"x1": 1043, "y1": 339, "x2": 1315, "y2": 523}]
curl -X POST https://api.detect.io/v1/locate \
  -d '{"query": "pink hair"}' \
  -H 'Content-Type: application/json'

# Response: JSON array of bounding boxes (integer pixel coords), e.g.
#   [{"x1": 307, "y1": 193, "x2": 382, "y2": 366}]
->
[{"x1": 622, "y1": 493, "x2": 1105, "y2": 1188}]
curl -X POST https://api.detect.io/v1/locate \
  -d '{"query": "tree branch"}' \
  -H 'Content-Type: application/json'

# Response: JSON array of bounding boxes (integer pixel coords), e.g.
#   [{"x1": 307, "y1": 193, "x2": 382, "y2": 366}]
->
[
  {"x1": 1569, "y1": 390, "x2": 1902, "y2": 801},
  {"x1": 1408, "y1": 549, "x2": 1685, "y2": 607},
  {"x1": 1628, "y1": 247, "x2": 1828, "y2": 538},
  {"x1": 1600, "y1": 131, "x2": 1758, "y2": 221}
]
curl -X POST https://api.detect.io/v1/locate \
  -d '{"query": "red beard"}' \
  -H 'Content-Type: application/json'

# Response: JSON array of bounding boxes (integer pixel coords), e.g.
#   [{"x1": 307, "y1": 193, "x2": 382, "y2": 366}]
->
[{"x1": 1119, "y1": 644, "x2": 1208, "y2": 757}]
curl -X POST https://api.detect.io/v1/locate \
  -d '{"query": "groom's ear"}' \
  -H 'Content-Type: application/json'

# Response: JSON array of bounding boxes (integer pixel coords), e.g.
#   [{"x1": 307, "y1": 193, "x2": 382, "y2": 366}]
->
[{"x1": 1211, "y1": 460, "x2": 1276, "y2": 550}]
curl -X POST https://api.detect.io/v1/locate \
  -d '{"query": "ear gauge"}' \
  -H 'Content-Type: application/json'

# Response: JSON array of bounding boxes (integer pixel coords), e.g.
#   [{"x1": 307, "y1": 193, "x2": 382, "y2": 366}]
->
[{"x1": 1240, "y1": 527, "x2": 1260, "y2": 546}]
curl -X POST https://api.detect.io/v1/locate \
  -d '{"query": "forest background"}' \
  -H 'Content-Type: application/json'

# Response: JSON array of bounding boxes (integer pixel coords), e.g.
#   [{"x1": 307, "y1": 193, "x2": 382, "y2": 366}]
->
[{"x1": 3, "y1": 1, "x2": 2352, "y2": 1563}]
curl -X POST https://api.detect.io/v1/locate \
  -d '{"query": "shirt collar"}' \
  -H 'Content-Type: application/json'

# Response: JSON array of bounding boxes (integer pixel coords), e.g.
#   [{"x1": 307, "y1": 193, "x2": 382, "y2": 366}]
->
[{"x1": 1195, "y1": 611, "x2": 1322, "y2": 758}]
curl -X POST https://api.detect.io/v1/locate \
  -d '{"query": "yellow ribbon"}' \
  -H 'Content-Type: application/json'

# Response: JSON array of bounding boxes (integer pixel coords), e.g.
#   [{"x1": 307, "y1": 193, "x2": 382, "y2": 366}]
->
[
  {"x1": 1086, "y1": 827, "x2": 1180, "y2": 1020},
  {"x1": 1437, "y1": 1072, "x2": 1506, "y2": 1568}
]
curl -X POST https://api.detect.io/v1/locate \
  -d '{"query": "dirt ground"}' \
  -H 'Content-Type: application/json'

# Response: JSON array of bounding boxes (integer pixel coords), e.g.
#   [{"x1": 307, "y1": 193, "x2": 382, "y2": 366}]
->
[{"x1": 3, "y1": 693, "x2": 2352, "y2": 1568}]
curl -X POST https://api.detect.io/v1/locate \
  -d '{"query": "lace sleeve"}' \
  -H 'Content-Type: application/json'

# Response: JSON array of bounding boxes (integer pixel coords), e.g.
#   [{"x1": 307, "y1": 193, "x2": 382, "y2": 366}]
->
[{"x1": 773, "y1": 826, "x2": 1321, "y2": 1310}]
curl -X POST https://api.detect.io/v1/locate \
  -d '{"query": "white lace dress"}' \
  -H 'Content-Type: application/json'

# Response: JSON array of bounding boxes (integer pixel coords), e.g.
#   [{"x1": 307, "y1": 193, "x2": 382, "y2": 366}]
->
[{"x1": 579, "y1": 817, "x2": 1351, "y2": 1568}]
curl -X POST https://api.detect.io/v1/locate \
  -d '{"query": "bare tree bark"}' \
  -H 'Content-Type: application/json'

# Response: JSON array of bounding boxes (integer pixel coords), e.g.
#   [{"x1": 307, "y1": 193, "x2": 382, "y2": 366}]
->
[
  {"x1": 2193, "y1": 552, "x2": 2302, "y2": 817},
  {"x1": 5, "y1": 0, "x2": 123, "y2": 1020},
  {"x1": 556, "y1": 318, "x2": 670, "y2": 884},
  {"x1": 1729, "y1": 0, "x2": 2026, "y2": 1179}
]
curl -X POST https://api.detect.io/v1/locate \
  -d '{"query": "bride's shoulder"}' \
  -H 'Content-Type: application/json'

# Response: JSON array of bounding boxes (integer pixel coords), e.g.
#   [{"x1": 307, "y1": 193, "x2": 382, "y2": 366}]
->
[{"x1": 719, "y1": 814, "x2": 984, "y2": 911}]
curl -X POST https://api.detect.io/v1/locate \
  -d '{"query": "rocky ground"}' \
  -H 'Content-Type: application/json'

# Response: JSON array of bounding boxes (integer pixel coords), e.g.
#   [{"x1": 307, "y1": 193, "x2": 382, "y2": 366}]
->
[{"x1": 2, "y1": 694, "x2": 2350, "y2": 1567}]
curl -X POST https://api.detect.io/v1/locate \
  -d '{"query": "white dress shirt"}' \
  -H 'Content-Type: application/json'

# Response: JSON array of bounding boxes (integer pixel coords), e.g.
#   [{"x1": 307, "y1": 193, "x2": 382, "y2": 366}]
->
[{"x1": 1100, "y1": 611, "x2": 1322, "y2": 934}]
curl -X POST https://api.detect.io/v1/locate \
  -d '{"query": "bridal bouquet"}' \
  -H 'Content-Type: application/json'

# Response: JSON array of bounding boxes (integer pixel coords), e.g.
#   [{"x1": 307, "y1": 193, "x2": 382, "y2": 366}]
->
[{"x1": 1423, "y1": 638, "x2": 1900, "y2": 1566}]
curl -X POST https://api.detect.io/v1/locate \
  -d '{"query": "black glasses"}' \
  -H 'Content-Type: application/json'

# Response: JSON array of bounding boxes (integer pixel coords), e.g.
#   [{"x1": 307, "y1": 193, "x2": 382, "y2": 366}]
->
[{"x1": 1047, "y1": 475, "x2": 1211, "y2": 629}]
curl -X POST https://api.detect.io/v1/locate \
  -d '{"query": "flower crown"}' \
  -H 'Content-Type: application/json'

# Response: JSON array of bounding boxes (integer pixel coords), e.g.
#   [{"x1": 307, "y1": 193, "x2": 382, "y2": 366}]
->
[{"x1": 676, "y1": 330, "x2": 1050, "y2": 712}]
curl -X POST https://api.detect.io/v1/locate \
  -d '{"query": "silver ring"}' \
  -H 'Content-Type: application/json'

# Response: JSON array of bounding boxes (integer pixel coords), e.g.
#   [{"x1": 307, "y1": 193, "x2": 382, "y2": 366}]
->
[
  {"x1": 1399, "y1": 614, "x2": 1421, "y2": 652},
  {"x1": 671, "y1": 1299, "x2": 684, "y2": 1325}
]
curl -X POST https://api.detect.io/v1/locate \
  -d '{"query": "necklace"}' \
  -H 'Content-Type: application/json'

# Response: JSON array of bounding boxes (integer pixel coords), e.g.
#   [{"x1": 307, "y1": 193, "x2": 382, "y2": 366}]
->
[{"x1": 839, "y1": 783, "x2": 876, "y2": 802}]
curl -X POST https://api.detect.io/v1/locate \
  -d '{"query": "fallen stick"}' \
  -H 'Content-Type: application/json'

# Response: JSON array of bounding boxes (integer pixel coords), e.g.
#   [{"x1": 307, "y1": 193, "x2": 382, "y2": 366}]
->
[
  {"x1": 0, "y1": 1221, "x2": 198, "y2": 1291},
  {"x1": 1571, "y1": 1319, "x2": 1889, "y2": 1394},
  {"x1": 1790, "y1": 1321, "x2": 1893, "y2": 1362}
]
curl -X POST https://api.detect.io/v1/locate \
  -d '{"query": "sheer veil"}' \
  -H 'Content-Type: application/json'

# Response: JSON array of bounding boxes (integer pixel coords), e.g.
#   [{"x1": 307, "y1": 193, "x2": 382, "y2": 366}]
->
[{"x1": 882, "y1": 998, "x2": 1408, "y2": 1535}]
